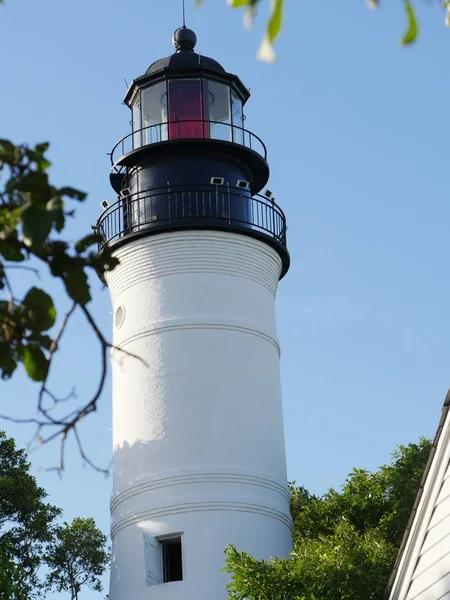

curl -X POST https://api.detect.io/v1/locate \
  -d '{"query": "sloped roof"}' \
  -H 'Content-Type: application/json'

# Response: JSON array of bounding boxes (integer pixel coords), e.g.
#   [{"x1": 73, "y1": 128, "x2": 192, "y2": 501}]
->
[
  {"x1": 384, "y1": 389, "x2": 450, "y2": 600},
  {"x1": 145, "y1": 51, "x2": 226, "y2": 77}
]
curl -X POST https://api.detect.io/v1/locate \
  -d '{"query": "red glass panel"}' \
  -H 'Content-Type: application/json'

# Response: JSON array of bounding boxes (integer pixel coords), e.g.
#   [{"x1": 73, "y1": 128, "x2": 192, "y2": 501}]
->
[{"x1": 168, "y1": 80, "x2": 204, "y2": 139}]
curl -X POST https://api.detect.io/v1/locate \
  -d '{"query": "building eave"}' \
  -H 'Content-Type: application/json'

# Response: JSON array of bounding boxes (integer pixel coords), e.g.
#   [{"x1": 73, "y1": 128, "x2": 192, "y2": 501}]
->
[{"x1": 383, "y1": 388, "x2": 450, "y2": 600}]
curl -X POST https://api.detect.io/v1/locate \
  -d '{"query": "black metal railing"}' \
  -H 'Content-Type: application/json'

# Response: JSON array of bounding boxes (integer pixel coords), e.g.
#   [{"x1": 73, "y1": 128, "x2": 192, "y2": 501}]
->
[
  {"x1": 97, "y1": 185, "x2": 287, "y2": 252},
  {"x1": 110, "y1": 120, "x2": 267, "y2": 169}
]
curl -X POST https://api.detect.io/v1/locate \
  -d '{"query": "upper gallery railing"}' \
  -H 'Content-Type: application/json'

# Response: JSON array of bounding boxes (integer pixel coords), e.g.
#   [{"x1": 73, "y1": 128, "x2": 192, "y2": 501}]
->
[{"x1": 109, "y1": 120, "x2": 267, "y2": 169}]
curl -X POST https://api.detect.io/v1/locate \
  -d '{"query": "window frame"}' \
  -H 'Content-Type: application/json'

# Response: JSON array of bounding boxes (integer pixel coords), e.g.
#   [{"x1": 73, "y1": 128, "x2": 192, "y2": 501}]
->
[
  {"x1": 143, "y1": 532, "x2": 184, "y2": 586},
  {"x1": 133, "y1": 77, "x2": 246, "y2": 145}
]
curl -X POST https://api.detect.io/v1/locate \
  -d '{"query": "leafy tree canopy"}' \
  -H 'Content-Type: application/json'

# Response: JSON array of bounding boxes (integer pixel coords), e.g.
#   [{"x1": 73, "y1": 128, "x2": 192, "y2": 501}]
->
[
  {"x1": 0, "y1": 431, "x2": 109, "y2": 598},
  {"x1": 0, "y1": 430, "x2": 61, "y2": 594},
  {"x1": 225, "y1": 438, "x2": 432, "y2": 600},
  {"x1": 0, "y1": 542, "x2": 29, "y2": 600},
  {"x1": 45, "y1": 517, "x2": 110, "y2": 600}
]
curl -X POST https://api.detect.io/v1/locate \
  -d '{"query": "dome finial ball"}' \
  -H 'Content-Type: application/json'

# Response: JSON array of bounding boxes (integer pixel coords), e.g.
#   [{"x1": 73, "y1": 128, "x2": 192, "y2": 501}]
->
[{"x1": 173, "y1": 27, "x2": 197, "y2": 52}]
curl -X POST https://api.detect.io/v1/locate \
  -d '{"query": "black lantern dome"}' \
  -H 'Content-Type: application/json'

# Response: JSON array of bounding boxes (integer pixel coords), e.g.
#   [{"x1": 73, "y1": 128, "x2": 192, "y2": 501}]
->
[
  {"x1": 98, "y1": 28, "x2": 289, "y2": 278},
  {"x1": 143, "y1": 28, "x2": 225, "y2": 76}
]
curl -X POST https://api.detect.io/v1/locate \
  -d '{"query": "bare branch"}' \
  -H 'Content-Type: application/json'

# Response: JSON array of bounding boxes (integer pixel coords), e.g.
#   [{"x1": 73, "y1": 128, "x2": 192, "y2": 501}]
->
[
  {"x1": 0, "y1": 297, "x2": 144, "y2": 474},
  {"x1": 37, "y1": 302, "x2": 77, "y2": 421},
  {"x1": 3, "y1": 265, "x2": 41, "y2": 279},
  {"x1": 73, "y1": 427, "x2": 110, "y2": 476},
  {"x1": 1, "y1": 265, "x2": 15, "y2": 312}
]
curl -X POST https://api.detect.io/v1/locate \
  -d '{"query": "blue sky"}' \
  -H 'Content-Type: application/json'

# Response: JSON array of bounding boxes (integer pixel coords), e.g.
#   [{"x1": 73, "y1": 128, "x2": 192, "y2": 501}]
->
[{"x1": 1, "y1": 0, "x2": 449, "y2": 597}]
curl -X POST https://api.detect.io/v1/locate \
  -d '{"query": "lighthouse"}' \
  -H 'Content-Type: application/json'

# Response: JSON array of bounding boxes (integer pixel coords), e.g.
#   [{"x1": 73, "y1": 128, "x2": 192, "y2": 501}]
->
[{"x1": 97, "y1": 27, "x2": 292, "y2": 600}]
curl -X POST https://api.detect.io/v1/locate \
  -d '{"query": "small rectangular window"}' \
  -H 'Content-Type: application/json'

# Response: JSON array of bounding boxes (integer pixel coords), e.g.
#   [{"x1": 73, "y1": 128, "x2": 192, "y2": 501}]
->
[
  {"x1": 143, "y1": 533, "x2": 183, "y2": 586},
  {"x1": 161, "y1": 536, "x2": 183, "y2": 582}
]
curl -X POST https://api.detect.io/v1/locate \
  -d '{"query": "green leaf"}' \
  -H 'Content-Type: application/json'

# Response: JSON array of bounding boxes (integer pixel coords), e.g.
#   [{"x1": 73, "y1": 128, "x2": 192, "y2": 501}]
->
[
  {"x1": 75, "y1": 233, "x2": 103, "y2": 254},
  {"x1": 46, "y1": 196, "x2": 65, "y2": 232},
  {"x1": 22, "y1": 287, "x2": 56, "y2": 332},
  {"x1": 0, "y1": 344, "x2": 18, "y2": 379},
  {"x1": 58, "y1": 187, "x2": 87, "y2": 202},
  {"x1": 35, "y1": 142, "x2": 50, "y2": 153},
  {"x1": 16, "y1": 171, "x2": 49, "y2": 197},
  {"x1": 63, "y1": 268, "x2": 91, "y2": 305},
  {"x1": 23, "y1": 345, "x2": 49, "y2": 381},
  {"x1": 24, "y1": 147, "x2": 51, "y2": 172},
  {"x1": 101, "y1": 254, "x2": 120, "y2": 271},
  {"x1": 29, "y1": 333, "x2": 53, "y2": 350},
  {"x1": 228, "y1": 0, "x2": 252, "y2": 6},
  {"x1": 20, "y1": 203, "x2": 53, "y2": 246},
  {"x1": 267, "y1": 0, "x2": 284, "y2": 43},
  {"x1": 401, "y1": 0, "x2": 418, "y2": 45},
  {"x1": 0, "y1": 240, "x2": 25, "y2": 262},
  {"x1": 0, "y1": 139, "x2": 16, "y2": 162},
  {"x1": 257, "y1": 0, "x2": 284, "y2": 63}
]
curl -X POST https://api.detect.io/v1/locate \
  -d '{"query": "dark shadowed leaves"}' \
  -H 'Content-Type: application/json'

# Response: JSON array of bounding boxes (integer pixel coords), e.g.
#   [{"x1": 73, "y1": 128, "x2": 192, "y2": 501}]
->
[
  {"x1": 63, "y1": 267, "x2": 91, "y2": 305},
  {"x1": 46, "y1": 196, "x2": 65, "y2": 232},
  {"x1": 75, "y1": 233, "x2": 103, "y2": 254},
  {"x1": 20, "y1": 203, "x2": 53, "y2": 247},
  {"x1": 0, "y1": 239, "x2": 25, "y2": 262},
  {"x1": 0, "y1": 139, "x2": 16, "y2": 162},
  {"x1": 16, "y1": 171, "x2": 49, "y2": 200},
  {"x1": 58, "y1": 187, "x2": 87, "y2": 201},
  {"x1": 0, "y1": 345, "x2": 18, "y2": 380}
]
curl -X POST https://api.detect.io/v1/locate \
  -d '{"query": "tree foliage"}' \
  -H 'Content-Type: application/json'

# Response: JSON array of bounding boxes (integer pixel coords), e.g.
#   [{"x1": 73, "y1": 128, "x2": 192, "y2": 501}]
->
[
  {"x1": 45, "y1": 517, "x2": 110, "y2": 600},
  {"x1": 0, "y1": 431, "x2": 109, "y2": 598},
  {"x1": 225, "y1": 438, "x2": 432, "y2": 600},
  {"x1": 0, "y1": 137, "x2": 121, "y2": 472},
  {"x1": 0, "y1": 430, "x2": 61, "y2": 595},
  {"x1": 0, "y1": 542, "x2": 30, "y2": 600}
]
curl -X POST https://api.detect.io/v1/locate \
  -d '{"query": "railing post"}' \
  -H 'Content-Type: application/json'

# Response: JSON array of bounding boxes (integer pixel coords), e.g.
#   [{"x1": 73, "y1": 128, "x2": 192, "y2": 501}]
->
[
  {"x1": 215, "y1": 184, "x2": 219, "y2": 218},
  {"x1": 272, "y1": 202, "x2": 276, "y2": 240},
  {"x1": 167, "y1": 182, "x2": 171, "y2": 224}
]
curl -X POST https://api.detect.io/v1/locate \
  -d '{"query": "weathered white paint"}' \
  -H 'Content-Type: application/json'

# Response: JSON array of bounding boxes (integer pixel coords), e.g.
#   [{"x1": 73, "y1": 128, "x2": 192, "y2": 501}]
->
[
  {"x1": 388, "y1": 403, "x2": 450, "y2": 600},
  {"x1": 106, "y1": 230, "x2": 292, "y2": 600}
]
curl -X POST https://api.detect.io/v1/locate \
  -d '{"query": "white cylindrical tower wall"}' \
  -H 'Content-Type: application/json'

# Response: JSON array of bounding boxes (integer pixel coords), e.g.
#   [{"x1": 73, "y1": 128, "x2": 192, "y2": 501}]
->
[{"x1": 107, "y1": 230, "x2": 292, "y2": 600}]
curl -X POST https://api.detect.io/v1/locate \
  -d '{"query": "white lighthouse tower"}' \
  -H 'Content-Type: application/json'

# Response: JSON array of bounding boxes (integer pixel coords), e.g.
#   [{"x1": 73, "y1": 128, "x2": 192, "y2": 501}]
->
[{"x1": 98, "y1": 27, "x2": 292, "y2": 600}]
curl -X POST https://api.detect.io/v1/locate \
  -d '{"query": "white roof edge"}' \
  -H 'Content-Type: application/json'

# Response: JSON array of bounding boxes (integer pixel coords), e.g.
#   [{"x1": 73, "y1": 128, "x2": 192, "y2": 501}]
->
[{"x1": 387, "y1": 389, "x2": 450, "y2": 600}]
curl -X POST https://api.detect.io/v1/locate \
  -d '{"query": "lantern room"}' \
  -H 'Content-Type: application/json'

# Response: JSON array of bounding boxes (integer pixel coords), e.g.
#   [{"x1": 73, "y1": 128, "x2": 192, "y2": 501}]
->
[
  {"x1": 130, "y1": 70, "x2": 246, "y2": 146},
  {"x1": 126, "y1": 27, "x2": 247, "y2": 148},
  {"x1": 100, "y1": 27, "x2": 290, "y2": 279}
]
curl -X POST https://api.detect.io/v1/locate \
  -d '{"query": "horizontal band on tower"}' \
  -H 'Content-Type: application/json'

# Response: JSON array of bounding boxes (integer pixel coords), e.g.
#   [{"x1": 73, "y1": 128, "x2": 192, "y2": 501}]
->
[
  {"x1": 111, "y1": 500, "x2": 293, "y2": 537},
  {"x1": 106, "y1": 231, "x2": 281, "y2": 298},
  {"x1": 110, "y1": 319, "x2": 281, "y2": 358},
  {"x1": 110, "y1": 472, "x2": 291, "y2": 512}
]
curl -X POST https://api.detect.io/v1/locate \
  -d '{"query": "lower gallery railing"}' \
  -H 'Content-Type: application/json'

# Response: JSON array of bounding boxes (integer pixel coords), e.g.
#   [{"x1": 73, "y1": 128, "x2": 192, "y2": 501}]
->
[{"x1": 97, "y1": 186, "x2": 287, "y2": 252}]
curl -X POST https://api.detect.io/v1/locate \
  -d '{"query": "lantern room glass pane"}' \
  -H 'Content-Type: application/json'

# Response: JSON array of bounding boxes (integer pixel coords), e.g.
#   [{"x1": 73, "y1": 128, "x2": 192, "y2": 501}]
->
[
  {"x1": 168, "y1": 79, "x2": 203, "y2": 139},
  {"x1": 141, "y1": 82, "x2": 168, "y2": 145},
  {"x1": 231, "y1": 92, "x2": 244, "y2": 145},
  {"x1": 203, "y1": 80, "x2": 232, "y2": 142},
  {"x1": 132, "y1": 93, "x2": 141, "y2": 149}
]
